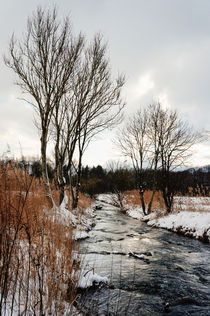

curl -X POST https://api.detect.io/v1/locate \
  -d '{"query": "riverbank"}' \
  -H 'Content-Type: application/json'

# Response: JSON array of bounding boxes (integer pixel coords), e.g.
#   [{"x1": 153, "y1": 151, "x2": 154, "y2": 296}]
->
[
  {"x1": 0, "y1": 162, "x2": 95, "y2": 316},
  {"x1": 79, "y1": 197, "x2": 210, "y2": 315},
  {"x1": 125, "y1": 196, "x2": 210, "y2": 243},
  {"x1": 96, "y1": 194, "x2": 210, "y2": 242}
]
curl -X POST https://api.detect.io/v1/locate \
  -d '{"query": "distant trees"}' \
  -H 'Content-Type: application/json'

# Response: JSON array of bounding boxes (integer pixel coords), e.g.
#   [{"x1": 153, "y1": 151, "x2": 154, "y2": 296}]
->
[
  {"x1": 5, "y1": 7, "x2": 125, "y2": 208},
  {"x1": 115, "y1": 103, "x2": 200, "y2": 213},
  {"x1": 79, "y1": 164, "x2": 135, "y2": 197}
]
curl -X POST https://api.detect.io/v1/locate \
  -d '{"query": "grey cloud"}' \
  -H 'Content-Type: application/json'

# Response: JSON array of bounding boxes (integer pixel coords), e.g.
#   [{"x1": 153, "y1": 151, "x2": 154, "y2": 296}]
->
[{"x1": 1, "y1": 0, "x2": 210, "y2": 164}]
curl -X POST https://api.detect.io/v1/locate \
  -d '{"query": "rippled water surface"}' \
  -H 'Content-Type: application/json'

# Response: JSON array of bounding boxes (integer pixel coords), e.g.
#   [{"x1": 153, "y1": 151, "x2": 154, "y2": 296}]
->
[{"x1": 79, "y1": 200, "x2": 210, "y2": 315}]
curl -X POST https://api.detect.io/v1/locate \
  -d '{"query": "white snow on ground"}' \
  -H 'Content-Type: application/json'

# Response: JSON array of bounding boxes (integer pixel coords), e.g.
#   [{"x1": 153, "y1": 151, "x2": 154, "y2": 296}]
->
[
  {"x1": 73, "y1": 231, "x2": 89, "y2": 240},
  {"x1": 125, "y1": 196, "x2": 210, "y2": 241},
  {"x1": 126, "y1": 206, "x2": 144, "y2": 220},
  {"x1": 147, "y1": 211, "x2": 210, "y2": 241},
  {"x1": 48, "y1": 194, "x2": 95, "y2": 240},
  {"x1": 174, "y1": 196, "x2": 210, "y2": 212},
  {"x1": 78, "y1": 269, "x2": 109, "y2": 289},
  {"x1": 2, "y1": 297, "x2": 82, "y2": 316},
  {"x1": 96, "y1": 194, "x2": 119, "y2": 209}
]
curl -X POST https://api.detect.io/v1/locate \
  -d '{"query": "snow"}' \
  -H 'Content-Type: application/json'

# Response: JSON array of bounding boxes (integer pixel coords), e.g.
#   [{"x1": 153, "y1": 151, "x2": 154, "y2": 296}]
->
[
  {"x1": 128, "y1": 250, "x2": 145, "y2": 259},
  {"x1": 73, "y1": 231, "x2": 89, "y2": 240},
  {"x1": 125, "y1": 196, "x2": 210, "y2": 242},
  {"x1": 126, "y1": 206, "x2": 144, "y2": 220},
  {"x1": 78, "y1": 269, "x2": 109, "y2": 289},
  {"x1": 96, "y1": 194, "x2": 119, "y2": 209},
  {"x1": 148, "y1": 211, "x2": 210, "y2": 241},
  {"x1": 2, "y1": 297, "x2": 82, "y2": 316},
  {"x1": 174, "y1": 196, "x2": 210, "y2": 212},
  {"x1": 49, "y1": 194, "x2": 95, "y2": 240}
]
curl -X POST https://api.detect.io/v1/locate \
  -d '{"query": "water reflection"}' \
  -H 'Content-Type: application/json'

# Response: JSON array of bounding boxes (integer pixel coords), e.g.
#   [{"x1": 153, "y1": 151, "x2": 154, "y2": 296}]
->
[{"x1": 78, "y1": 203, "x2": 210, "y2": 315}]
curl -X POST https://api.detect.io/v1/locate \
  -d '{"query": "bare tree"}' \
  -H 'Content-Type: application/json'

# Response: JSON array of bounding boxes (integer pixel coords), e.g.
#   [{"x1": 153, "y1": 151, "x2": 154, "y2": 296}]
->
[
  {"x1": 51, "y1": 34, "x2": 125, "y2": 207},
  {"x1": 115, "y1": 103, "x2": 200, "y2": 214},
  {"x1": 115, "y1": 107, "x2": 154, "y2": 215},
  {"x1": 5, "y1": 7, "x2": 84, "y2": 207},
  {"x1": 72, "y1": 34, "x2": 125, "y2": 208},
  {"x1": 156, "y1": 105, "x2": 200, "y2": 212},
  {"x1": 52, "y1": 92, "x2": 80, "y2": 205}
]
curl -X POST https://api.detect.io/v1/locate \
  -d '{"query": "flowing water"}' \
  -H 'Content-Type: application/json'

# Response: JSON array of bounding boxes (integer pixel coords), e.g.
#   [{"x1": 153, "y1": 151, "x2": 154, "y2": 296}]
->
[{"x1": 78, "y1": 199, "x2": 210, "y2": 315}]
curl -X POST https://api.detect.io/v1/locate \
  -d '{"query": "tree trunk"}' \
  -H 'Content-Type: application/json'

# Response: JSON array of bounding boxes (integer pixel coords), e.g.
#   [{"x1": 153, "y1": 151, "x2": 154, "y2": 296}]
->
[
  {"x1": 59, "y1": 184, "x2": 65, "y2": 205},
  {"x1": 147, "y1": 166, "x2": 158, "y2": 214},
  {"x1": 41, "y1": 130, "x2": 54, "y2": 208},
  {"x1": 162, "y1": 187, "x2": 173, "y2": 213},
  {"x1": 73, "y1": 151, "x2": 82, "y2": 209},
  {"x1": 147, "y1": 189, "x2": 155, "y2": 214},
  {"x1": 58, "y1": 159, "x2": 66, "y2": 205},
  {"x1": 139, "y1": 186, "x2": 146, "y2": 215}
]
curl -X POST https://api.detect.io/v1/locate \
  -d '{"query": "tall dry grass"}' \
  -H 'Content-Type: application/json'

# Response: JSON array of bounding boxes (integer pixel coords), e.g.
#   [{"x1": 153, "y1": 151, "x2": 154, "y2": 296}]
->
[
  {"x1": 0, "y1": 161, "x2": 87, "y2": 315},
  {"x1": 124, "y1": 189, "x2": 165, "y2": 210}
]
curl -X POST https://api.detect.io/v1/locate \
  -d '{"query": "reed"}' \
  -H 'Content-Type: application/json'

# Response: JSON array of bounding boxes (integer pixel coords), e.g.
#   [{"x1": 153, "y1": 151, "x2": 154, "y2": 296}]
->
[{"x1": 0, "y1": 161, "x2": 91, "y2": 315}]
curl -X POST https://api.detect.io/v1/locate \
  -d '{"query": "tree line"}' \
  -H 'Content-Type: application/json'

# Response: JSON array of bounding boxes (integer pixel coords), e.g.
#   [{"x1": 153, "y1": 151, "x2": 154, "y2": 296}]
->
[{"x1": 12, "y1": 158, "x2": 210, "y2": 201}]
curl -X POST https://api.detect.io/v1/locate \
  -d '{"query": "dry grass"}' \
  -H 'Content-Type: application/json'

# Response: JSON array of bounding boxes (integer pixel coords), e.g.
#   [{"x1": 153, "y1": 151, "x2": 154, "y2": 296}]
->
[
  {"x1": 123, "y1": 189, "x2": 210, "y2": 216},
  {"x1": 0, "y1": 162, "x2": 91, "y2": 314},
  {"x1": 124, "y1": 189, "x2": 165, "y2": 210},
  {"x1": 63, "y1": 190, "x2": 93, "y2": 211},
  {"x1": 78, "y1": 192, "x2": 93, "y2": 210},
  {"x1": 174, "y1": 196, "x2": 210, "y2": 213}
]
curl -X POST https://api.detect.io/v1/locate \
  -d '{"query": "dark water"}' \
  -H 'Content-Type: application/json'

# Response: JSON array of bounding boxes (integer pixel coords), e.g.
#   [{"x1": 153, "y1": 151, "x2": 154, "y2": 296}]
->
[{"x1": 78, "y1": 200, "x2": 210, "y2": 315}]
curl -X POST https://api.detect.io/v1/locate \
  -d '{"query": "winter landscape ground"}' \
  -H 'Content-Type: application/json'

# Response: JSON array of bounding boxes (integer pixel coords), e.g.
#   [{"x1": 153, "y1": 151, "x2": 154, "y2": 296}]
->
[
  {"x1": 1, "y1": 163, "x2": 210, "y2": 315},
  {"x1": 123, "y1": 192, "x2": 210, "y2": 242}
]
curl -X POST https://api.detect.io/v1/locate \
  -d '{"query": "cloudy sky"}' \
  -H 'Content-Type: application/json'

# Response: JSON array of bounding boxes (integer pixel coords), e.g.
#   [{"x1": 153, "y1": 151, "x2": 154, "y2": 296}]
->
[{"x1": 1, "y1": 0, "x2": 210, "y2": 167}]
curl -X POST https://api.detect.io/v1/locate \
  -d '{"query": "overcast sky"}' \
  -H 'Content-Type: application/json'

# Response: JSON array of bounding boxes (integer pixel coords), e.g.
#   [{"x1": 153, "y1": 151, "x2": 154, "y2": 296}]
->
[{"x1": 1, "y1": 0, "x2": 210, "y2": 167}]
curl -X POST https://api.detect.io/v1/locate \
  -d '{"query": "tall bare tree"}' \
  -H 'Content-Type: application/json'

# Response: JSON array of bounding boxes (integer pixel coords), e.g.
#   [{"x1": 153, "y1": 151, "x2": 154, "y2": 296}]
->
[
  {"x1": 156, "y1": 105, "x2": 200, "y2": 212},
  {"x1": 115, "y1": 107, "x2": 154, "y2": 215},
  {"x1": 51, "y1": 34, "x2": 125, "y2": 207},
  {"x1": 71, "y1": 34, "x2": 125, "y2": 208},
  {"x1": 115, "y1": 103, "x2": 200, "y2": 214},
  {"x1": 52, "y1": 92, "x2": 80, "y2": 205},
  {"x1": 5, "y1": 7, "x2": 84, "y2": 207}
]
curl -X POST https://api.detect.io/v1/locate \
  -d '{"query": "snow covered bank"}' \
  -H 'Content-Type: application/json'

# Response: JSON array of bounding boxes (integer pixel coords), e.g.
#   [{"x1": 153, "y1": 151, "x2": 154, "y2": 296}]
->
[
  {"x1": 174, "y1": 196, "x2": 210, "y2": 212},
  {"x1": 147, "y1": 211, "x2": 210, "y2": 242},
  {"x1": 50, "y1": 194, "x2": 95, "y2": 240},
  {"x1": 95, "y1": 193, "x2": 120, "y2": 209},
  {"x1": 124, "y1": 196, "x2": 210, "y2": 242},
  {"x1": 126, "y1": 206, "x2": 144, "y2": 220}
]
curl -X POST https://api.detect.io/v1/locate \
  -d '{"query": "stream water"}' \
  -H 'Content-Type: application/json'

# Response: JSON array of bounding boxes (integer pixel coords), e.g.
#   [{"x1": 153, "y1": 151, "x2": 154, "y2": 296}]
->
[{"x1": 78, "y1": 199, "x2": 210, "y2": 315}]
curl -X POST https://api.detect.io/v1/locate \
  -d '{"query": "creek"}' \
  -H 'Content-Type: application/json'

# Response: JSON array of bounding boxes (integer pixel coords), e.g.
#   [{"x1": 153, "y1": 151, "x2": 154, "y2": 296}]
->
[{"x1": 78, "y1": 199, "x2": 210, "y2": 315}]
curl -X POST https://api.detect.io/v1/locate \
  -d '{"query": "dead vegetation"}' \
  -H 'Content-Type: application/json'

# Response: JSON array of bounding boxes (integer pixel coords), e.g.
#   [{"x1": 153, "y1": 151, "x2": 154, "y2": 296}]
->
[
  {"x1": 173, "y1": 196, "x2": 210, "y2": 213},
  {"x1": 0, "y1": 161, "x2": 92, "y2": 315},
  {"x1": 124, "y1": 189, "x2": 210, "y2": 214},
  {"x1": 124, "y1": 190, "x2": 165, "y2": 210}
]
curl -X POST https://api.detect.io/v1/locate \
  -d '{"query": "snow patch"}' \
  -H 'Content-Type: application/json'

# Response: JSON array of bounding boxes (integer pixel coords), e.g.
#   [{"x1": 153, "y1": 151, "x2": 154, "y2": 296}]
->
[
  {"x1": 126, "y1": 206, "x2": 144, "y2": 220},
  {"x1": 125, "y1": 196, "x2": 210, "y2": 241},
  {"x1": 48, "y1": 194, "x2": 95, "y2": 239},
  {"x1": 73, "y1": 231, "x2": 89, "y2": 240},
  {"x1": 148, "y1": 211, "x2": 210, "y2": 241},
  {"x1": 78, "y1": 270, "x2": 109, "y2": 289}
]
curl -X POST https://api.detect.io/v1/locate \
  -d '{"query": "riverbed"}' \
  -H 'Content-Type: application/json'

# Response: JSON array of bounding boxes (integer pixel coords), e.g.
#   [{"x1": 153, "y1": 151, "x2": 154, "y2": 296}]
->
[{"x1": 78, "y1": 200, "x2": 210, "y2": 315}]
